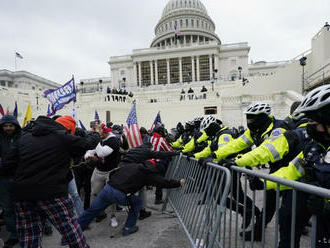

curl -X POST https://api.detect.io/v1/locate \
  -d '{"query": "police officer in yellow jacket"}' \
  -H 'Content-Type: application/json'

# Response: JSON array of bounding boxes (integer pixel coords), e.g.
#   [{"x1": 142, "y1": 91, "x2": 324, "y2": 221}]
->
[
  {"x1": 194, "y1": 116, "x2": 233, "y2": 159},
  {"x1": 181, "y1": 117, "x2": 208, "y2": 154},
  {"x1": 196, "y1": 116, "x2": 260, "y2": 229},
  {"x1": 210, "y1": 102, "x2": 289, "y2": 240},
  {"x1": 171, "y1": 120, "x2": 195, "y2": 149},
  {"x1": 259, "y1": 85, "x2": 330, "y2": 248}
]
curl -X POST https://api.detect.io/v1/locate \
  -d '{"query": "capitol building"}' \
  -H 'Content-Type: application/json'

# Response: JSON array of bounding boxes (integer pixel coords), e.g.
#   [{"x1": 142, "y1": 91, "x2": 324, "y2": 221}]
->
[{"x1": 1, "y1": 0, "x2": 329, "y2": 129}]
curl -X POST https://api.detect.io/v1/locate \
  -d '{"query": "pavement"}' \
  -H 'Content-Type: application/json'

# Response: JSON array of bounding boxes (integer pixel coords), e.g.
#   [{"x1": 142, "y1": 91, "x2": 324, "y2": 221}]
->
[
  {"x1": 0, "y1": 171, "x2": 313, "y2": 248},
  {"x1": 0, "y1": 189, "x2": 191, "y2": 248}
]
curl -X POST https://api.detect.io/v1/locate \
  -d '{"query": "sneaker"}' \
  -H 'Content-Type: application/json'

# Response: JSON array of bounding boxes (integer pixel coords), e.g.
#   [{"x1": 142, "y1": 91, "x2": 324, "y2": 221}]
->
[
  {"x1": 3, "y1": 238, "x2": 19, "y2": 248},
  {"x1": 95, "y1": 212, "x2": 107, "y2": 223},
  {"x1": 139, "y1": 209, "x2": 152, "y2": 220},
  {"x1": 110, "y1": 217, "x2": 118, "y2": 228},
  {"x1": 44, "y1": 225, "x2": 53, "y2": 236},
  {"x1": 154, "y1": 199, "x2": 165, "y2": 205},
  {"x1": 122, "y1": 226, "x2": 139, "y2": 236}
]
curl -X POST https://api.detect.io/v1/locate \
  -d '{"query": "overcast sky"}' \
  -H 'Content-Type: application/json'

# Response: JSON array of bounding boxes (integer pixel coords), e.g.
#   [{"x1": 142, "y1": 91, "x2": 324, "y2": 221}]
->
[{"x1": 0, "y1": 0, "x2": 329, "y2": 84}]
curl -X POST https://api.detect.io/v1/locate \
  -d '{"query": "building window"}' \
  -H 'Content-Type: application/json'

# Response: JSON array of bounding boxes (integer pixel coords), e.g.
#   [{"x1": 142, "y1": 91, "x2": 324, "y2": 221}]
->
[
  {"x1": 182, "y1": 57, "x2": 192, "y2": 82},
  {"x1": 191, "y1": 19, "x2": 194, "y2": 27},
  {"x1": 180, "y1": 19, "x2": 183, "y2": 27},
  {"x1": 166, "y1": 23, "x2": 168, "y2": 30},
  {"x1": 32, "y1": 86, "x2": 35, "y2": 90},
  {"x1": 157, "y1": 59, "x2": 167, "y2": 85},
  {"x1": 120, "y1": 70, "x2": 125, "y2": 75},
  {"x1": 196, "y1": 20, "x2": 199, "y2": 27},
  {"x1": 186, "y1": 19, "x2": 188, "y2": 27},
  {"x1": 141, "y1": 61, "x2": 151, "y2": 86},
  {"x1": 170, "y1": 58, "x2": 179, "y2": 83},
  {"x1": 204, "y1": 106, "x2": 217, "y2": 115},
  {"x1": 199, "y1": 55, "x2": 210, "y2": 81}
]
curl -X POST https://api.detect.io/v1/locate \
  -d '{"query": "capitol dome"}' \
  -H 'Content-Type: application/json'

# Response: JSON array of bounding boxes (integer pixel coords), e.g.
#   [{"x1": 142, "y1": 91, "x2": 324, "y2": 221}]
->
[{"x1": 151, "y1": 0, "x2": 220, "y2": 47}]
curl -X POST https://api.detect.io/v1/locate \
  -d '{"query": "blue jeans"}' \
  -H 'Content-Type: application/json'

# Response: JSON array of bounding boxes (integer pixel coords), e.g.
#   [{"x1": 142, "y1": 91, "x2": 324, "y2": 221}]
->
[
  {"x1": 68, "y1": 178, "x2": 84, "y2": 217},
  {"x1": 78, "y1": 184, "x2": 142, "y2": 230},
  {"x1": 0, "y1": 178, "x2": 17, "y2": 239}
]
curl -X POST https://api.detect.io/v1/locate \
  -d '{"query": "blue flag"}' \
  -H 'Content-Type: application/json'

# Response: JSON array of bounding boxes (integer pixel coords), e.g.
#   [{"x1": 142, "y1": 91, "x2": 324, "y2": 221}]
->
[
  {"x1": 44, "y1": 77, "x2": 76, "y2": 116},
  {"x1": 79, "y1": 120, "x2": 86, "y2": 131},
  {"x1": 94, "y1": 110, "x2": 100, "y2": 121},
  {"x1": 13, "y1": 101, "x2": 18, "y2": 118},
  {"x1": 150, "y1": 111, "x2": 162, "y2": 132}
]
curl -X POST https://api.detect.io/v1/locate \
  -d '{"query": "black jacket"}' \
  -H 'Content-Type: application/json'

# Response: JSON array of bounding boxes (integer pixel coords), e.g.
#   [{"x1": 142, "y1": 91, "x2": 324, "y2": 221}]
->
[
  {"x1": 0, "y1": 115, "x2": 22, "y2": 178},
  {"x1": 122, "y1": 143, "x2": 178, "y2": 163},
  {"x1": 96, "y1": 133, "x2": 121, "y2": 172},
  {"x1": 1, "y1": 116, "x2": 99, "y2": 201},
  {"x1": 108, "y1": 161, "x2": 181, "y2": 194}
]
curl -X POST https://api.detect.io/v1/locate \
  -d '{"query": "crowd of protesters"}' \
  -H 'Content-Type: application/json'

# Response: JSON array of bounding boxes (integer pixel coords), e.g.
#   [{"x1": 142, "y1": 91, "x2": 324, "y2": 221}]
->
[{"x1": 0, "y1": 84, "x2": 329, "y2": 248}]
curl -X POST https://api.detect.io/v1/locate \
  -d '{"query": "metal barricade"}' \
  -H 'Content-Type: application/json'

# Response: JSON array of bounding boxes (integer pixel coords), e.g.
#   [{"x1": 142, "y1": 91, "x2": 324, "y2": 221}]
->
[
  {"x1": 162, "y1": 155, "x2": 232, "y2": 248},
  {"x1": 228, "y1": 166, "x2": 330, "y2": 248}
]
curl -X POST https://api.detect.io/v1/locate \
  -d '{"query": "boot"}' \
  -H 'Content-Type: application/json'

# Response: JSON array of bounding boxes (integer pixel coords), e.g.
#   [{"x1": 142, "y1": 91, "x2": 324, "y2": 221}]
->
[{"x1": 139, "y1": 209, "x2": 152, "y2": 220}]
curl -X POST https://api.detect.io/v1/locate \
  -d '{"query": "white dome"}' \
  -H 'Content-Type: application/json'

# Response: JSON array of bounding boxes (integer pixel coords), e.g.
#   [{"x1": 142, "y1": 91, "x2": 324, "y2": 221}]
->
[
  {"x1": 162, "y1": 0, "x2": 208, "y2": 18},
  {"x1": 151, "y1": 0, "x2": 220, "y2": 47}
]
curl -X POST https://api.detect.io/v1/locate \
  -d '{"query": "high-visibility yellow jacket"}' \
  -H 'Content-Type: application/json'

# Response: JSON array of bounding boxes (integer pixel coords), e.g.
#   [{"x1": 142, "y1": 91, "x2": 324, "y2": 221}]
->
[
  {"x1": 194, "y1": 127, "x2": 233, "y2": 159},
  {"x1": 171, "y1": 135, "x2": 184, "y2": 148},
  {"x1": 182, "y1": 131, "x2": 208, "y2": 154},
  {"x1": 213, "y1": 118, "x2": 287, "y2": 162},
  {"x1": 266, "y1": 144, "x2": 330, "y2": 191},
  {"x1": 235, "y1": 123, "x2": 309, "y2": 168}
]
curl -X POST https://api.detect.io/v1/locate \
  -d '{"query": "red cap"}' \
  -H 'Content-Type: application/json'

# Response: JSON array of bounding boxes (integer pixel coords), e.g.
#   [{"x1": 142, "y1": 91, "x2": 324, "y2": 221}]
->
[{"x1": 101, "y1": 123, "x2": 112, "y2": 134}]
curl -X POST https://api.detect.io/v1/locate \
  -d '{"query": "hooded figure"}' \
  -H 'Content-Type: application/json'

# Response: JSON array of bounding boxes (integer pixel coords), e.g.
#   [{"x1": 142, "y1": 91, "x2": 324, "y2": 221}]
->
[{"x1": 0, "y1": 115, "x2": 22, "y2": 247}]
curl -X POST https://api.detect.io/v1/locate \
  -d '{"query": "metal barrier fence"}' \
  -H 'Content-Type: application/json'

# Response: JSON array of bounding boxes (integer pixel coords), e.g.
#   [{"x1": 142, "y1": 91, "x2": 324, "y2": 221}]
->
[
  {"x1": 164, "y1": 156, "x2": 330, "y2": 248},
  {"x1": 162, "y1": 155, "x2": 232, "y2": 248},
  {"x1": 228, "y1": 166, "x2": 330, "y2": 248}
]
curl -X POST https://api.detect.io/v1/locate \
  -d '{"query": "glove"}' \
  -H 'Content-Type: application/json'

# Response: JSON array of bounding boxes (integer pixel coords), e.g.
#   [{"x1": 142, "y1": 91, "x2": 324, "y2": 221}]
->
[
  {"x1": 307, "y1": 195, "x2": 330, "y2": 215},
  {"x1": 209, "y1": 141, "x2": 218, "y2": 152},
  {"x1": 186, "y1": 153, "x2": 195, "y2": 161},
  {"x1": 218, "y1": 159, "x2": 237, "y2": 169},
  {"x1": 198, "y1": 157, "x2": 213, "y2": 169},
  {"x1": 249, "y1": 177, "x2": 265, "y2": 191}
]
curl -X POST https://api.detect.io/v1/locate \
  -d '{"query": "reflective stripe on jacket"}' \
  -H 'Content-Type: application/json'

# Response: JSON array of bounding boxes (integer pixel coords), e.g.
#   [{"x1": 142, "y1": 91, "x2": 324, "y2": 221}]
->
[{"x1": 194, "y1": 127, "x2": 233, "y2": 159}]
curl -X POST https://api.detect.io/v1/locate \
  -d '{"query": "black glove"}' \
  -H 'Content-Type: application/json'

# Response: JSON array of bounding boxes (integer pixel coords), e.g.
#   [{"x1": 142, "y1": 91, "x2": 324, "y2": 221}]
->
[
  {"x1": 218, "y1": 159, "x2": 237, "y2": 169},
  {"x1": 185, "y1": 153, "x2": 194, "y2": 161},
  {"x1": 249, "y1": 177, "x2": 265, "y2": 191},
  {"x1": 198, "y1": 157, "x2": 213, "y2": 169},
  {"x1": 307, "y1": 194, "x2": 330, "y2": 215}
]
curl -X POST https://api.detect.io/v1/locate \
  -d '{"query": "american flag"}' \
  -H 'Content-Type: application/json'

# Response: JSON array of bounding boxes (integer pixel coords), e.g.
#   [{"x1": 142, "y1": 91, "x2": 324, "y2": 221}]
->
[
  {"x1": 149, "y1": 111, "x2": 162, "y2": 132},
  {"x1": 94, "y1": 110, "x2": 100, "y2": 121},
  {"x1": 174, "y1": 24, "x2": 180, "y2": 40},
  {"x1": 0, "y1": 104, "x2": 4, "y2": 116},
  {"x1": 124, "y1": 104, "x2": 143, "y2": 149}
]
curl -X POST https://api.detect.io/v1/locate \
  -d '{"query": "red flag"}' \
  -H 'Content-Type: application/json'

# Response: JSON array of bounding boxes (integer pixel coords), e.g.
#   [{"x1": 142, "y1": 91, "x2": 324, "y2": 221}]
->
[
  {"x1": 0, "y1": 104, "x2": 4, "y2": 116},
  {"x1": 124, "y1": 104, "x2": 143, "y2": 148}
]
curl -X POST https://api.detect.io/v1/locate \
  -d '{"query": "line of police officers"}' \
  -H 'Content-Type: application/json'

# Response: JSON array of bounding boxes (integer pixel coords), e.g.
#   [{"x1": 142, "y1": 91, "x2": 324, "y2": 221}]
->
[{"x1": 171, "y1": 84, "x2": 330, "y2": 248}]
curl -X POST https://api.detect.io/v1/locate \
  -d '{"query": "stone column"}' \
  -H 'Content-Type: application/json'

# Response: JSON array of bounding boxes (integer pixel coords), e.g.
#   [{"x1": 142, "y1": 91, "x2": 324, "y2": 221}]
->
[
  {"x1": 166, "y1": 59, "x2": 170, "y2": 84},
  {"x1": 196, "y1": 56, "x2": 200, "y2": 81},
  {"x1": 209, "y1": 55, "x2": 213, "y2": 80},
  {"x1": 155, "y1": 60, "x2": 159, "y2": 84},
  {"x1": 150, "y1": 61, "x2": 154, "y2": 85},
  {"x1": 133, "y1": 63, "x2": 137, "y2": 86},
  {"x1": 138, "y1": 62, "x2": 142, "y2": 87},
  {"x1": 214, "y1": 55, "x2": 219, "y2": 77},
  {"x1": 179, "y1": 57, "x2": 183, "y2": 83},
  {"x1": 191, "y1": 56, "x2": 195, "y2": 82}
]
